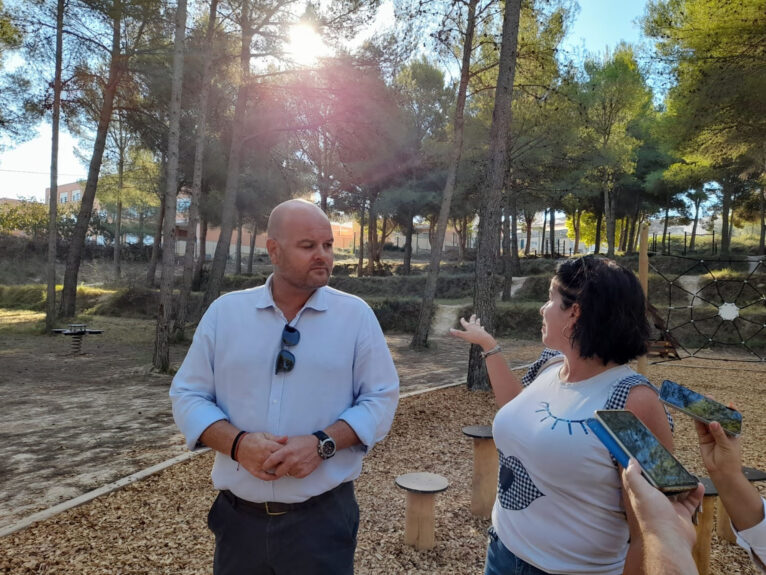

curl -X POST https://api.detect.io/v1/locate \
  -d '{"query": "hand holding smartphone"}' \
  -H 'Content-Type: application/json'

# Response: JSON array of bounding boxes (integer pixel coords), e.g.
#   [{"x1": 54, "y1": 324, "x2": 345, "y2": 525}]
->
[
  {"x1": 659, "y1": 379, "x2": 742, "y2": 436},
  {"x1": 587, "y1": 410, "x2": 699, "y2": 494}
]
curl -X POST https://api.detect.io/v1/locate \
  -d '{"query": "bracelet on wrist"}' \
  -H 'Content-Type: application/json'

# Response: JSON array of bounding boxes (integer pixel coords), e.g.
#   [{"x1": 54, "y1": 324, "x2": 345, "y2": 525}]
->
[
  {"x1": 480, "y1": 344, "x2": 501, "y2": 359},
  {"x1": 230, "y1": 430, "x2": 247, "y2": 462}
]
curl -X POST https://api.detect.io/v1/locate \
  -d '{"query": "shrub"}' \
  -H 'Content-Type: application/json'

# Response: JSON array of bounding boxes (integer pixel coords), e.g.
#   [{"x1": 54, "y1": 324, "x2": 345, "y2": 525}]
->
[
  {"x1": 0, "y1": 284, "x2": 110, "y2": 312},
  {"x1": 454, "y1": 301, "x2": 543, "y2": 340},
  {"x1": 366, "y1": 298, "x2": 427, "y2": 333},
  {"x1": 91, "y1": 285, "x2": 205, "y2": 319},
  {"x1": 511, "y1": 275, "x2": 550, "y2": 301},
  {"x1": 329, "y1": 274, "x2": 505, "y2": 299},
  {"x1": 220, "y1": 273, "x2": 269, "y2": 291}
]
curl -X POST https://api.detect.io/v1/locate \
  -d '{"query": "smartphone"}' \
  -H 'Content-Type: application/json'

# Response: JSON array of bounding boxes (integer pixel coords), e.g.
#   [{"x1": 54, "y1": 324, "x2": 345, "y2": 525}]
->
[
  {"x1": 659, "y1": 379, "x2": 742, "y2": 436},
  {"x1": 587, "y1": 410, "x2": 698, "y2": 494}
]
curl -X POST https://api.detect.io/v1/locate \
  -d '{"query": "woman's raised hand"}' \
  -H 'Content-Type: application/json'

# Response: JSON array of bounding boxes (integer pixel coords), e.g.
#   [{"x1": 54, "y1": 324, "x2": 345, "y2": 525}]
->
[{"x1": 449, "y1": 314, "x2": 496, "y2": 350}]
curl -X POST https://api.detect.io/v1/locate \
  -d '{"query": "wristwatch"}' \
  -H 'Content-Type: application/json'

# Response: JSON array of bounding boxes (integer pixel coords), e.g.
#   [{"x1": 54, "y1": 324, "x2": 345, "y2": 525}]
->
[{"x1": 312, "y1": 430, "x2": 336, "y2": 460}]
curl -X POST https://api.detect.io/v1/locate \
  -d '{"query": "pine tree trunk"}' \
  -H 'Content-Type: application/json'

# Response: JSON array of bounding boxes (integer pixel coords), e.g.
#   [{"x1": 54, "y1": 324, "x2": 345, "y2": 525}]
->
[
  {"x1": 60, "y1": 3, "x2": 123, "y2": 317},
  {"x1": 759, "y1": 181, "x2": 765, "y2": 256},
  {"x1": 626, "y1": 213, "x2": 636, "y2": 254},
  {"x1": 720, "y1": 186, "x2": 732, "y2": 257},
  {"x1": 247, "y1": 222, "x2": 256, "y2": 274},
  {"x1": 202, "y1": 5, "x2": 253, "y2": 310},
  {"x1": 114, "y1": 154, "x2": 124, "y2": 279},
  {"x1": 147, "y1": 191, "x2": 165, "y2": 287},
  {"x1": 45, "y1": 0, "x2": 64, "y2": 331},
  {"x1": 192, "y1": 216, "x2": 207, "y2": 291},
  {"x1": 402, "y1": 216, "x2": 413, "y2": 275},
  {"x1": 357, "y1": 206, "x2": 365, "y2": 276},
  {"x1": 502, "y1": 201, "x2": 511, "y2": 301},
  {"x1": 367, "y1": 200, "x2": 376, "y2": 276},
  {"x1": 410, "y1": 0, "x2": 478, "y2": 349},
  {"x1": 549, "y1": 207, "x2": 555, "y2": 257},
  {"x1": 153, "y1": 0, "x2": 187, "y2": 372},
  {"x1": 468, "y1": 0, "x2": 522, "y2": 390},
  {"x1": 573, "y1": 210, "x2": 581, "y2": 254},
  {"x1": 594, "y1": 209, "x2": 603, "y2": 254},
  {"x1": 235, "y1": 214, "x2": 242, "y2": 274},
  {"x1": 175, "y1": 0, "x2": 218, "y2": 337},
  {"x1": 509, "y1": 190, "x2": 520, "y2": 274},
  {"x1": 690, "y1": 201, "x2": 700, "y2": 251},
  {"x1": 604, "y1": 175, "x2": 617, "y2": 258},
  {"x1": 525, "y1": 213, "x2": 533, "y2": 255}
]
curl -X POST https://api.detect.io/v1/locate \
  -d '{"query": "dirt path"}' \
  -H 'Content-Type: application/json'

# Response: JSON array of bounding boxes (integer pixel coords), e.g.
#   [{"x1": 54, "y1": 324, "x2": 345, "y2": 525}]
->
[
  {"x1": 0, "y1": 321, "x2": 188, "y2": 530},
  {"x1": 0, "y1": 313, "x2": 546, "y2": 533}
]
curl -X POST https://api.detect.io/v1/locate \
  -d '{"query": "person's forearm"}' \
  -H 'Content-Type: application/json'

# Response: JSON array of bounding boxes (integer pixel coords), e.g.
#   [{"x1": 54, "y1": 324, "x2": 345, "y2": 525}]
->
[
  {"x1": 641, "y1": 534, "x2": 698, "y2": 575},
  {"x1": 481, "y1": 341, "x2": 524, "y2": 407},
  {"x1": 326, "y1": 420, "x2": 360, "y2": 451},
  {"x1": 712, "y1": 470, "x2": 765, "y2": 531},
  {"x1": 199, "y1": 419, "x2": 240, "y2": 455}
]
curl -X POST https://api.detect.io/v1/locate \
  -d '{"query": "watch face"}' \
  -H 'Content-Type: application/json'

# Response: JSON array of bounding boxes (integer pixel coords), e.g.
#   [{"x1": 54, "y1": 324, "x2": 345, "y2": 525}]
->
[{"x1": 320, "y1": 439, "x2": 335, "y2": 458}]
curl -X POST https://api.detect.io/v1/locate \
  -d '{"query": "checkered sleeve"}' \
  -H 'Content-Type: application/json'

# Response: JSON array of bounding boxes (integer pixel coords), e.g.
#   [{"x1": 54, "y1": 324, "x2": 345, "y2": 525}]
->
[
  {"x1": 604, "y1": 374, "x2": 674, "y2": 431},
  {"x1": 520, "y1": 348, "x2": 563, "y2": 387}
]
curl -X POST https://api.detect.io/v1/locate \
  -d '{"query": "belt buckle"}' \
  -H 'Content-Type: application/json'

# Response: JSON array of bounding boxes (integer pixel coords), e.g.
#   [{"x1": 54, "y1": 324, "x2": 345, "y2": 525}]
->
[{"x1": 264, "y1": 502, "x2": 287, "y2": 516}]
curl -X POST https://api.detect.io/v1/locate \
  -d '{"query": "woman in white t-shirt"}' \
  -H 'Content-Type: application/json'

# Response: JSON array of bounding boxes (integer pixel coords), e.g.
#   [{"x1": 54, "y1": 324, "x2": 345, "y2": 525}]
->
[{"x1": 451, "y1": 256, "x2": 673, "y2": 575}]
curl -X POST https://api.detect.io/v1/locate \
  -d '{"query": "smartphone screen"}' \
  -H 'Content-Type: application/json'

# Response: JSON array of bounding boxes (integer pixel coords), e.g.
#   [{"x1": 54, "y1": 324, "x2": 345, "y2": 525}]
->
[
  {"x1": 591, "y1": 410, "x2": 698, "y2": 493},
  {"x1": 659, "y1": 379, "x2": 742, "y2": 436}
]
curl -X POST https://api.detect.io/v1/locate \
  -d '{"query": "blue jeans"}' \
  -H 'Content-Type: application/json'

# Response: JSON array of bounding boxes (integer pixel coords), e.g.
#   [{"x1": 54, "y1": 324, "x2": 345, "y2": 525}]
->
[
  {"x1": 208, "y1": 482, "x2": 359, "y2": 575},
  {"x1": 485, "y1": 528, "x2": 550, "y2": 575}
]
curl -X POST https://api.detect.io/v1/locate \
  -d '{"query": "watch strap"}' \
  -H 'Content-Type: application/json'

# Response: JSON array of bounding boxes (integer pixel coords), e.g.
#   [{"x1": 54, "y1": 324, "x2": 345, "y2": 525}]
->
[{"x1": 313, "y1": 430, "x2": 329, "y2": 442}]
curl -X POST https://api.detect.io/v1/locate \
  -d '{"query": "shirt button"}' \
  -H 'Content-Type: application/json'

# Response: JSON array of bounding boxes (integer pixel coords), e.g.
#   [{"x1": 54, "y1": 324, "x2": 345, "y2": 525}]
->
[{"x1": 272, "y1": 399, "x2": 278, "y2": 404}]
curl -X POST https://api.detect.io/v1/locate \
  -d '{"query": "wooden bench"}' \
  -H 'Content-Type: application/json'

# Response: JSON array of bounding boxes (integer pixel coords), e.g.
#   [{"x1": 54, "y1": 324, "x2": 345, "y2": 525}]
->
[
  {"x1": 395, "y1": 472, "x2": 449, "y2": 550},
  {"x1": 462, "y1": 425, "x2": 498, "y2": 518}
]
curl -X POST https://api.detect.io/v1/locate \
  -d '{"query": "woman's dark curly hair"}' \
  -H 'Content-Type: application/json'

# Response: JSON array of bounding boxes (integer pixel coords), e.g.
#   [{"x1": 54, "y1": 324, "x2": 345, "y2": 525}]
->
[{"x1": 554, "y1": 255, "x2": 649, "y2": 365}]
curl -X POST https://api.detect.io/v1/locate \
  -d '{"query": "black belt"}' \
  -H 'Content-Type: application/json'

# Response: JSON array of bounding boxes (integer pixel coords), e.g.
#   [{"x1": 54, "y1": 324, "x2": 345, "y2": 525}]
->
[{"x1": 222, "y1": 482, "x2": 350, "y2": 516}]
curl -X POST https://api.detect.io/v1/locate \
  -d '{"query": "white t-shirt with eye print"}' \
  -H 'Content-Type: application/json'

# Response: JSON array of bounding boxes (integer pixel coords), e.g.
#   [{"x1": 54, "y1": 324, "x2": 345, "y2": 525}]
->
[{"x1": 492, "y1": 361, "x2": 636, "y2": 575}]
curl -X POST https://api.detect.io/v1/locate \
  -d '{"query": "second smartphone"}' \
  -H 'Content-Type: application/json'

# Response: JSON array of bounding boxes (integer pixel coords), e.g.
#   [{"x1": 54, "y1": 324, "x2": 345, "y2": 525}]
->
[
  {"x1": 587, "y1": 409, "x2": 699, "y2": 494},
  {"x1": 659, "y1": 379, "x2": 742, "y2": 436}
]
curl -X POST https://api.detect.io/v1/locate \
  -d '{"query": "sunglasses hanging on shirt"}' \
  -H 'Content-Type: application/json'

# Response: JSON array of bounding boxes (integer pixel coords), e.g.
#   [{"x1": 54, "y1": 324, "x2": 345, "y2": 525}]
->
[{"x1": 275, "y1": 325, "x2": 300, "y2": 374}]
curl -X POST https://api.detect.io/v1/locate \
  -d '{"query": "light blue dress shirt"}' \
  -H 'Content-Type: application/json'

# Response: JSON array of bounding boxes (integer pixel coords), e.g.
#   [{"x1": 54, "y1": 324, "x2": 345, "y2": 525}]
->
[{"x1": 170, "y1": 275, "x2": 399, "y2": 503}]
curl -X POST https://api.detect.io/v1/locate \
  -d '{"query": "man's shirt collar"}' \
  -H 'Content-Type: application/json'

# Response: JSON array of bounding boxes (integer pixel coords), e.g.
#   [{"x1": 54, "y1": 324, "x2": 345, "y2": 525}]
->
[{"x1": 254, "y1": 274, "x2": 329, "y2": 313}]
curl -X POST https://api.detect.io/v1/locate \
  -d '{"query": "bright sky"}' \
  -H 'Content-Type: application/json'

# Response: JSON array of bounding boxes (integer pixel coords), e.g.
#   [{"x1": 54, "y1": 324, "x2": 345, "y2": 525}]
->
[
  {"x1": 0, "y1": 0, "x2": 649, "y2": 202},
  {"x1": 560, "y1": 0, "x2": 648, "y2": 59}
]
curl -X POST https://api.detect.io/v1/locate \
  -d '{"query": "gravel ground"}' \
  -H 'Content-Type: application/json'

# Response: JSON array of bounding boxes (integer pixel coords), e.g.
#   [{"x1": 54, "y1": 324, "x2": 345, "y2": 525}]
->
[{"x1": 2, "y1": 352, "x2": 765, "y2": 574}]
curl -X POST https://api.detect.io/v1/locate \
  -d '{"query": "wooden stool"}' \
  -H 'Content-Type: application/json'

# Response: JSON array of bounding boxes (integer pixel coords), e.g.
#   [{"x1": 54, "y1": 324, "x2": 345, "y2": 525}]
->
[
  {"x1": 395, "y1": 472, "x2": 449, "y2": 550},
  {"x1": 693, "y1": 477, "x2": 717, "y2": 575},
  {"x1": 462, "y1": 425, "x2": 498, "y2": 518}
]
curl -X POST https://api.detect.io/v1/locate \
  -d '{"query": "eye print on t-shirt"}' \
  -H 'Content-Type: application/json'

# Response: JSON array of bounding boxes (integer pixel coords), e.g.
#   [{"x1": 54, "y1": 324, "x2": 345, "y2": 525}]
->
[
  {"x1": 536, "y1": 401, "x2": 591, "y2": 436},
  {"x1": 498, "y1": 452, "x2": 545, "y2": 510}
]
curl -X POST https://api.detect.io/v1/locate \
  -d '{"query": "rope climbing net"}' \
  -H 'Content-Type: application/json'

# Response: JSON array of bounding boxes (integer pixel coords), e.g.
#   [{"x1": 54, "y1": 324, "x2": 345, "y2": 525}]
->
[{"x1": 648, "y1": 255, "x2": 766, "y2": 363}]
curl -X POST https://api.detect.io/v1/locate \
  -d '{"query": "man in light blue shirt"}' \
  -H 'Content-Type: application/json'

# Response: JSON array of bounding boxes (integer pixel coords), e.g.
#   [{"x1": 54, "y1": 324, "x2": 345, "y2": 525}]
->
[{"x1": 170, "y1": 199, "x2": 399, "y2": 575}]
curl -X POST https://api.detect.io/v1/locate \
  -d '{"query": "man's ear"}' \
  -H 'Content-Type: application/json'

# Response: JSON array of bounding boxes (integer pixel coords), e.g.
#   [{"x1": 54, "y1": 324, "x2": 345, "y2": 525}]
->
[{"x1": 266, "y1": 238, "x2": 279, "y2": 265}]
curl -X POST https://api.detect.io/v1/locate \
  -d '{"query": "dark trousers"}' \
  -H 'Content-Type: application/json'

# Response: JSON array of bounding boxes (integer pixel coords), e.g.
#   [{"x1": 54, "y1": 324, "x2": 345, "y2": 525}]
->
[{"x1": 208, "y1": 482, "x2": 359, "y2": 575}]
